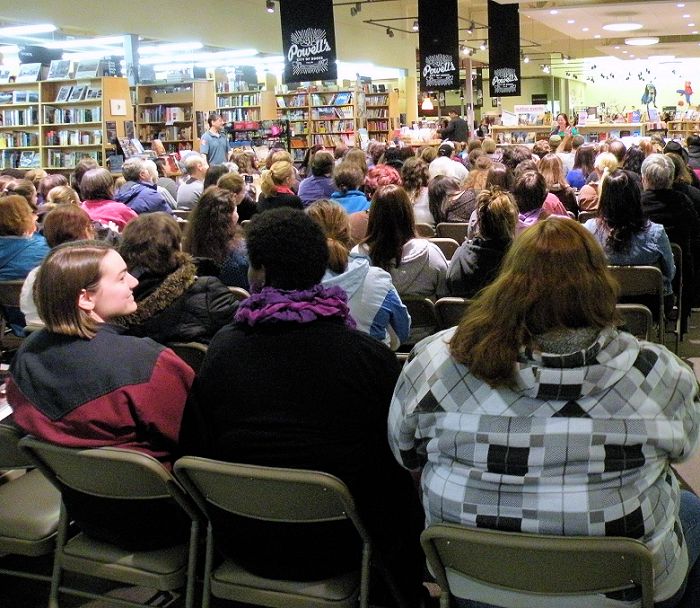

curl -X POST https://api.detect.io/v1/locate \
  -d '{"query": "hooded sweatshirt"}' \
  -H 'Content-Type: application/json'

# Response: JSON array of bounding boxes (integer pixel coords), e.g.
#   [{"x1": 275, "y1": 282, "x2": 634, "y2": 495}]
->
[
  {"x1": 389, "y1": 326, "x2": 700, "y2": 603},
  {"x1": 321, "y1": 253, "x2": 410, "y2": 348}
]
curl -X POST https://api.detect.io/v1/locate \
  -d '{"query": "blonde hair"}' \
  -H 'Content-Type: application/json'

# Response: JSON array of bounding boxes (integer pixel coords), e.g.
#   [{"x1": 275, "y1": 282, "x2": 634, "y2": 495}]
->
[
  {"x1": 594, "y1": 152, "x2": 619, "y2": 174},
  {"x1": 450, "y1": 217, "x2": 618, "y2": 386},
  {"x1": 475, "y1": 188, "x2": 518, "y2": 241},
  {"x1": 306, "y1": 200, "x2": 351, "y2": 274},
  {"x1": 260, "y1": 161, "x2": 294, "y2": 198},
  {"x1": 46, "y1": 185, "x2": 81, "y2": 207},
  {"x1": 462, "y1": 155, "x2": 492, "y2": 190},
  {"x1": 538, "y1": 153, "x2": 568, "y2": 189}
]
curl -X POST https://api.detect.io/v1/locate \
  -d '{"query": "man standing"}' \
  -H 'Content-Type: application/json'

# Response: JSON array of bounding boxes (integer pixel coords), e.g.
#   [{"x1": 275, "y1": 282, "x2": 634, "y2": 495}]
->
[
  {"x1": 176, "y1": 153, "x2": 208, "y2": 210},
  {"x1": 438, "y1": 110, "x2": 469, "y2": 142},
  {"x1": 200, "y1": 113, "x2": 228, "y2": 165}
]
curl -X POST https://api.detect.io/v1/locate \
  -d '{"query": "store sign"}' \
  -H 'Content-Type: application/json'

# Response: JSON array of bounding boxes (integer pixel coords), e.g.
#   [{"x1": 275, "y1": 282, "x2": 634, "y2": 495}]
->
[
  {"x1": 418, "y1": 0, "x2": 459, "y2": 91},
  {"x1": 280, "y1": 0, "x2": 337, "y2": 84},
  {"x1": 488, "y1": 1, "x2": 521, "y2": 97}
]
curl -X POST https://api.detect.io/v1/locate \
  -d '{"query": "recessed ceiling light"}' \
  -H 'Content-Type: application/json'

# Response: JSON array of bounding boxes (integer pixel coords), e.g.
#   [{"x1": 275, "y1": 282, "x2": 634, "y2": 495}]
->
[
  {"x1": 567, "y1": 19, "x2": 575, "y2": 24},
  {"x1": 689, "y1": 23, "x2": 696, "y2": 27},
  {"x1": 694, "y1": 30, "x2": 699, "y2": 34},
  {"x1": 683, "y1": 14, "x2": 691, "y2": 18},
  {"x1": 630, "y1": 54, "x2": 635, "y2": 57},
  {"x1": 625, "y1": 36, "x2": 660, "y2": 46},
  {"x1": 614, "y1": 46, "x2": 620, "y2": 49},
  {"x1": 603, "y1": 22, "x2": 643, "y2": 32},
  {"x1": 678, "y1": 3, "x2": 686, "y2": 7},
  {"x1": 550, "y1": 9, "x2": 558, "y2": 15},
  {"x1": 582, "y1": 27, "x2": 589, "y2": 32},
  {"x1": 594, "y1": 34, "x2": 601, "y2": 39},
  {"x1": 622, "y1": 50, "x2": 628, "y2": 53}
]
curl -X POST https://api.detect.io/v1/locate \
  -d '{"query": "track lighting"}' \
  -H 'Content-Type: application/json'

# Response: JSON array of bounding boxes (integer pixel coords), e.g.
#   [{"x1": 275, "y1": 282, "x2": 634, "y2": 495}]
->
[
  {"x1": 412, "y1": 20, "x2": 419, "y2": 32},
  {"x1": 466, "y1": 21, "x2": 474, "y2": 35},
  {"x1": 386, "y1": 27, "x2": 394, "y2": 38},
  {"x1": 479, "y1": 41, "x2": 487, "y2": 51},
  {"x1": 350, "y1": 2, "x2": 361, "y2": 16},
  {"x1": 266, "y1": 0, "x2": 274, "y2": 13},
  {"x1": 524, "y1": 55, "x2": 529, "y2": 63}
]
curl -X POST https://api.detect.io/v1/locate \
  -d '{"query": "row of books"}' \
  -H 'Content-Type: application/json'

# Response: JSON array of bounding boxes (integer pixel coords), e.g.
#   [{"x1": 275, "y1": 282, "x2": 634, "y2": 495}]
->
[
  {"x1": 46, "y1": 149, "x2": 102, "y2": 169},
  {"x1": 311, "y1": 107, "x2": 353, "y2": 120},
  {"x1": 220, "y1": 108, "x2": 261, "y2": 122},
  {"x1": 1, "y1": 108, "x2": 39, "y2": 126},
  {"x1": 365, "y1": 95, "x2": 390, "y2": 106},
  {"x1": 313, "y1": 120, "x2": 355, "y2": 134},
  {"x1": 367, "y1": 120, "x2": 391, "y2": 131},
  {"x1": 0, "y1": 131, "x2": 39, "y2": 147},
  {"x1": 139, "y1": 106, "x2": 192, "y2": 123},
  {"x1": 1, "y1": 150, "x2": 40, "y2": 168},
  {"x1": 45, "y1": 129, "x2": 103, "y2": 146},
  {"x1": 51, "y1": 85, "x2": 102, "y2": 103},
  {"x1": 278, "y1": 110, "x2": 308, "y2": 121},
  {"x1": 366, "y1": 108, "x2": 389, "y2": 118},
  {"x1": 311, "y1": 133, "x2": 354, "y2": 147},
  {"x1": 217, "y1": 93, "x2": 261, "y2": 108},
  {"x1": 276, "y1": 94, "x2": 307, "y2": 108},
  {"x1": 310, "y1": 92, "x2": 352, "y2": 106},
  {"x1": 0, "y1": 90, "x2": 39, "y2": 105},
  {"x1": 43, "y1": 106, "x2": 102, "y2": 125}
]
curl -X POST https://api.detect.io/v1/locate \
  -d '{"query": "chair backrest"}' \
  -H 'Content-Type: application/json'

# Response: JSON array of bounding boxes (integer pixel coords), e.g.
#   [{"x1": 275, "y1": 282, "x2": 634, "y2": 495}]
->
[
  {"x1": 227, "y1": 286, "x2": 251, "y2": 302},
  {"x1": 167, "y1": 342, "x2": 208, "y2": 373},
  {"x1": 608, "y1": 265, "x2": 664, "y2": 342},
  {"x1": 172, "y1": 209, "x2": 191, "y2": 221},
  {"x1": 402, "y1": 296, "x2": 438, "y2": 335},
  {"x1": 0, "y1": 423, "x2": 33, "y2": 470},
  {"x1": 428, "y1": 237, "x2": 460, "y2": 261},
  {"x1": 436, "y1": 222, "x2": 469, "y2": 243},
  {"x1": 435, "y1": 297, "x2": 471, "y2": 330},
  {"x1": 174, "y1": 457, "x2": 369, "y2": 542},
  {"x1": 616, "y1": 304, "x2": 653, "y2": 341},
  {"x1": 0, "y1": 280, "x2": 24, "y2": 309},
  {"x1": 415, "y1": 222, "x2": 436, "y2": 238},
  {"x1": 421, "y1": 524, "x2": 654, "y2": 608},
  {"x1": 578, "y1": 210, "x2": 596, "y2": 223}
]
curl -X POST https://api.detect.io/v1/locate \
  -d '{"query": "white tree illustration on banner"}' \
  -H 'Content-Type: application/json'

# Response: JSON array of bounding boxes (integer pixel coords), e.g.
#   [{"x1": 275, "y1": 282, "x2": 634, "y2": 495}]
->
[{"x1": 288, "y1": 27, "x2": 332, "y2": 76}]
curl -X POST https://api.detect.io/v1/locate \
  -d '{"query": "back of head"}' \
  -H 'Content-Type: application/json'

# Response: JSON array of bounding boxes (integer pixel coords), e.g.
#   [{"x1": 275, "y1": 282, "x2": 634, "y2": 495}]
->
[
  {"x1": 667, "y1": 152, "x2": 691, "y2": 185},
  {"x1": 476, "y1": 188, "x2": 518, "y2": 241},
  {"x1": 548, "y1": 134, "x2": 562, "y2": 149},
  {"x1": 428, "y1": 175, "x2": 460, "y2": 221},
  {"x1": 204, "y1": 164, "x2": 230, "y2": 190},
  {"x1": 247, "y1": 208, "x2": 328, "y2": 290},
  {"x1": 0, "y1": 194, "x2": 35, "y2": 236},
  {"x1": 35, "y1": 240, "x2": 111, "y2": 338},
  {"x1": 267, "y1": 149, "x2": 294, "y2": 169},
  {"x1": 622, "y1": 145, "x2": 645, "y2": 175},
  {"x1": 482, "y1": 138, "x2": 497, "y2": 154},
  {"x1": 184, "y1": 153, "x2": 206, "y2": 176},
  {"x1": 229, "y1": 149, "x2": 254, "y2": 174},
  {"x1": 485, "y1": 163, "x2": 513, "y2": 191},
  {"x1": 450, "y1": 217, "x2": 617, "y2": 385},
  {"x1": 370, "y1": 142, "x2": 387, "y2": 166},
  {"x1": 365, "y1": 184, "x2": 415, "y2": 270},
  {"x1": 463, "y1": 155, "x2": 493, "y2": 190},
  {"x1": 467, "y1": 138, "x2": 482, "y2": 152},
  {"x1": 43, "y1": 205, "x2": 94, "y2": 247},
  {"x1": 571, "y1": 134, "x2": 585, "y2": 150},
  {"x1": 3, "y1": 179, "x2": 37, "y2": 210},
  {"x1": 185, "y1": 186, "x2": 236, "y2": 263},
  {"x1": 217, "y1": 172, "x2": 245, "y2": 195},
  {"x1": 574, "y1": 144, "x2": 596, "y2": 175},
  {"x1": 261, "y1": 160, "x2": 294, "y2": 197},
  {"x1": 641, "y1": 153, "x2": 674, "y2": 190},
  {"x1": 512, "y1": 170, "x2": 547, "y2": 212},
  {"x1": 46, "y1": 185, "x2": 81, "y2": 207},
  {"x1": 306, "y1": 199, "x2": 351, "y2": 274},
  {"x1": 71, "y1": 157, "x2": 99, "y2": 194},
  {"x1": 688, "y1": 134, "x2": 700, "y2": 148},
  {"x1": 420, "y1": 145, "x2": 437, "y2": 164},
  {"x1": 608, "y1": 140, "x2": 627, "y2": 163},
  {"x1": 80, "y1": 168, "x2": 114, "y2": 201},
  {"x1": 334, "y1": 162, "x2": 365, "y2": 194},
  {"x1": 311, "y1": 150, "x2": 335, "y2": 177},
  {"x1": 532, "y1": 140, "x2": 551, "y2": 159},
  {"x1": 401, "y1": 157, "x2": 429, "y2": 192},
  {"x1": 437, "y1": 143, "x2": 454, "y2": 158},
  {"x1": 598, "y1": 169, "x2": 645, "y2": 252},
  {"x1": 501, "y1": 145, "x2": 532, "y2": 171},
  {"x1": 594, "y1": 152, "x2": 619, "y2": 174},
  {"x1": 538, "y1": 153, "x2": 566, "y2": 187},
  {"x1": 121, "y1": 157, "x2": 147, "y2": 183},
  {"x1": 344, "y1": 148, "x2": 368, "y2": 175},
  {"x1": 120, "y1": 212, "x2": 185, "y2": 275},
  {"x1": 365, "y1": 164, "x2": 402, "y2": 198},
  {"x1": 39, "y1": 174, "x2": 68, "y2": 199}
]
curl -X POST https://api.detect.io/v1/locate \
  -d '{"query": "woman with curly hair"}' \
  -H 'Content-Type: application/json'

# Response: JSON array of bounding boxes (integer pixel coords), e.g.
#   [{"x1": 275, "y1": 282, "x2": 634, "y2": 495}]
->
[
  {"x1": 185, "y1": 186, "x2": 249, "y2": 288},
  {"x1": 400, "y1": 157, "x2": 433, "y2": 226}
]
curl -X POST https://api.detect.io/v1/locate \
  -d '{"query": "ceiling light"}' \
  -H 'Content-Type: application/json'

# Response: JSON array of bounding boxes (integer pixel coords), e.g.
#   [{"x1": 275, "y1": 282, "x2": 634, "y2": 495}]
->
[
  {"x1": 543, "y1": 65, "x2": 550, "y2": 73},
  {"x1": 594, "y1": 34, "x2": 601, "y2": 39},
  {"x1": 614, "y1": 46, "x2": 620, "y2": 49},
  {"x1": 694, "y1": 30, "x2": 699, "y2": 34},
  {"x1": 683, "y1": 14, "x2": 691, "y2": 18},
  {"x1": 412, "y1": 20, "x2": 419, "y2": 32},
  {"x1": 421, "y1": 96, "x2": 433, "y2": 111},
  {"x1": 266, "y1": 0, "x2": 275, "y2": 13},
  {"x1": 603, "y1": 22, "x2": 642, "y2": 32},
  {"x1": 139, "y1": 41, "x2": 203, "y2": 54},
  {"x1": 622, "y1": 50, "x2": 628, "y2": 53},
  {"x1": 0, "y1": 23, "x2": 57, "y2": 36},
  {"x1": 550, "y1": 9, "x2": 558, "y2": 15},
  {"x1": 678, "y1": 3, "x2": 686, "y2": 7},
  {"x1": 625, "y1": 36, "x2": 660, "y2": 46},
  {"x1": 64, "y1": 50, "x2": 123, "y2": 61},
  {"x1": 463, "y1": 47, "x2": 472, "y2": 55},
  {"x1": 582, "y1": 27, "x2": 589, "y2": 32},
  {"x1": 386, "y1": 27, "x2": 394, "y2": 38},
  {"x1": 689, "y1": 23, "x2": 696, "y2": 27},
  {"x1": 479, "y1": 41, "x2": 486, "y2": 50},
  {"x1": 466, "y1": 21, "x2": 474, "y2": 35},
  {"x1": 42, "y1": 36, "x2": 124, "y2": 50},
  {"x1": 523, "y1": 55, "x2": 529, "y2": 63},
  {"x1": 567, "y1": 19, "x2": 575, "y2": 24}
]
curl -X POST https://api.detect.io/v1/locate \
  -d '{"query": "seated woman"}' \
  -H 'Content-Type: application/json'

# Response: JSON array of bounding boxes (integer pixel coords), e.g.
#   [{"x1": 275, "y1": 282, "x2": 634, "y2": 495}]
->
[
  {"x1": 188, "y1": 208, "x2": 425, "y2": 607},
  {"x1": 307, "y1": 199, "x2": 410, "y2": 349},
  {"x1": 217, "y1": 172, "x2": 257, "y2": 223},
  {"x1": 353, "y1": 184, "x2": 448, "y2": 300},
  {"x1": 447, "y1": 187, "x2": 518, "y2": 298},
  {"x1": 577, "y1": 152, "x2": 619, "y2": 212},
  {"x1": 0, "y1": 194, "x2": 49, "y2": 281},
  {"x1": 257, "y1": 160, "x2": 303, "y2": 212},
  {"x1": 539, "y1": 152, "x2": 578, "y2": 216},
  {"x1": 116, "y1": 212, "x2": 237, "y2": 345},
  {"x1": 331, "y1": 162, "x2": 369, "y2": 213},
  {"x1": 584, "y1": 169, "x2": 675, "y2": 305},
  {"x1": 401, "y1": 157, "x2": 434, "y2": 226},
  {"x1": 349, "y1": 164, "x2": 402, "y2": 245},
  {"x1": 297, "y1": 150, "x2": 336, "y2": 206},
  {"x1": 8, "y1": 240, "x2": 194, "y2": 468},
  {"x1": 389, "y1": 217, "x2": 700, "y2": 608},
  {"x1": 185, "y1": 186, "x2": 249, "y2": 289},
  {"x1": 80, "y1": 167, "x2": 137, "y2": 231}
]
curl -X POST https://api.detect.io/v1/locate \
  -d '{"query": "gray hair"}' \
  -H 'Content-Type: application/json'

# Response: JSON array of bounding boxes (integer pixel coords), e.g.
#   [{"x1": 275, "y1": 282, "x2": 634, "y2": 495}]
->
[
  {"x1": 121, "y1": 157, "x2": 149, "y2": 182},
  {"x1": 641, "y1": 153, "x2": 674, "y2": 190},
  {"x1": 183, "y1": 153, "x2": 206, "y2": 175}
]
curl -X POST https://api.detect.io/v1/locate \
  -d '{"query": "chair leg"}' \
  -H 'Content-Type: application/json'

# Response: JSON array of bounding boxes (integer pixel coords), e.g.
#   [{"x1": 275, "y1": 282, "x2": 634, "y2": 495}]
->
[
  {"x1": 184, "y1": 520, "x2": 199, "y2": 608},
  {"x1": 359, "y1": 542, "x2": 371, "y2": 608},
  {"x1": 202, "y1": 524, "x2": 214, "y2": 608},
  {"x1": 49, "y1": 503, "x2": 69, "y2": 608}
]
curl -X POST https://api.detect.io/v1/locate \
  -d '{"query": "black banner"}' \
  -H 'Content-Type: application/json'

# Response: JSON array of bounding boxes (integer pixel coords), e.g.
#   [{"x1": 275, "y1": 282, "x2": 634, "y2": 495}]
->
[
  {"x1": 280, "y1": 0, "x2": 337, "y2": 84},
  {"x1": 487, "y1": 1, "x2": 521, "y2": 97},
  {"x1": 418, "y1": 0, "x2": 459, "y2": 91}
]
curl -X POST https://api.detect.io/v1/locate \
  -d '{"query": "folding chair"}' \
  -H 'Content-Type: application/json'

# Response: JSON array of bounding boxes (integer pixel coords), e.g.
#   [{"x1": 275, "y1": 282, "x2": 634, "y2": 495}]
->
[
  {"x1": 174, "y1": 457, "x2": 372, "y2": 608},
  {"x1": 578, "y1": 210, "x2": 597, "y2": 223},
  {"x1": 401, "y1": 296, "x2": 438, "y2": 348},
  {"x1": 167, "y1": 342, "x2": 208, "y2": 373},
  {"x1": 172, "y1": 209, "x2": 191, "y2": 221},
  {"x1": 0, "y1": 279, "x2": 26, "y2": 353},
  {"x1": 428, "y1": 238, "x2": 460, "y2": 261},
  {"x1": 436, "y1": 222, "x2": 469, "y2": 244},
  {"x1": 414, "y1": 222, "x2": 436, "y2": 238},
  {"x1": 19, "y1": 438, "x2": 201, "y2": 608},
  {"x1": 434, "y1": 297, "x2": 471, "y2": 330},
  {"x1": 227, "y1": 286, "x2": 251, "y2": 302},
  {"x1": 616, "y1": 303, "x2": 653, "y2": 341},
  {"x1": 667, "y1": 243, "x2": 683, "y2": 353},
  {"x1": 608, "y1": 266, "x2": 664, "y2": 343},
  {"x1": 0, "y1": 424, "x2": 60, "y2": 583},
  {"x1": 421, "y1": 524, "x2": 655, "y2": 608}
]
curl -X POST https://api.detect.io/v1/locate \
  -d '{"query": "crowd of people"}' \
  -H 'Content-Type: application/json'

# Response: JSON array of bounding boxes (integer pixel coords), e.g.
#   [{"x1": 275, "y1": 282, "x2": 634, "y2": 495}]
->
[{"x1": 2, "y1": 123, "x2": 700, "y2": 608}]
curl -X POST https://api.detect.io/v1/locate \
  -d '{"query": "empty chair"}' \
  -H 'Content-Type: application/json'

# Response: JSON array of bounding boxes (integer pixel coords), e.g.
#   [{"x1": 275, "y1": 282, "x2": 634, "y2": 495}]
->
[
  {"x1": 428, "y1": 238, "x2": 460, "y2": 261},
  {"x1": 667, "y1": 243, "x2": 683, "y2": 353},
  {"x1": 19, "y1": 437, "x2": 201, "y2": 608},
  {"x1": 608, "y1": 265, "x2": 664, "y2": 343},
  {"x1": 0, "y1": 423, "x2": 60, "y2": 583},
  {"x1": 435, "y1": 297, "x2": 471, "y2": 330},
  {"x1": 402, "y1": 296, "x2": 438, "y2": 347},
  {"x1": 436, "y1": 222, "x2": 469, "y2": 243},
  {"x1": 174, "y1": 458, "x2": 373, "y2": 608},
  {"x1": 421, "y1": 523, "x2": 655, "y2": 608},
  {"x1": 616, "y1": 303, "x2": 653, "y2": 341},
  {"x1": 167, "y1": 341, "x2": 208, "y2": 373},
  {"x1": 414, "y1": 222, "x2": 435, "y2": 238}
]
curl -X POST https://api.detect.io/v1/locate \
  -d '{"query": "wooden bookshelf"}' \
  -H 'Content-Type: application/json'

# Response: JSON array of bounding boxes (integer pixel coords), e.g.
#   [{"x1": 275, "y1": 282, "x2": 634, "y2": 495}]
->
[
  {"x1": 0, "y1": 77, "x2": 131, "y2": 171},
  {"x1": 667, "y1": 120, "x2": 700, "y2": 139},
  {"x1": 309, "y1": 90, "x2": 358, "y2": 149},
  {"x1": 276, "y1": 91, "x2": 310, "y2": 164},
  {"x1": 365, "y1": 91, "x2": 399, "y2": 143},
  {"x1": 134, "y1": 81, "x2": 215, "y2": 154}
]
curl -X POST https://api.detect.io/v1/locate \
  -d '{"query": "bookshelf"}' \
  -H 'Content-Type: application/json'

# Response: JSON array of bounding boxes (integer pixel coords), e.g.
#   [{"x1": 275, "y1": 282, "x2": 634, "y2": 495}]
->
[
  {"x1": 667, "y1": 120, "x2": 700, "y2": 140},
  {"x1": 309, "y1": 90, "x2": 357, "y2": 148},
  {"x1": 0, "y1": 77, "x2": 131, "y2": 171},
  {"x1": 134, "y1": 81, "x2": 215, "y2": 153},
  {"x1": 276, "y1": 91, "x2": 310, "y2": 164},
  {"x1": 365, "y1": 91, "x2": 398, "y2": 143},
  {"x1": 217, "y1": 88, "x2": 278, "y2": 151}
]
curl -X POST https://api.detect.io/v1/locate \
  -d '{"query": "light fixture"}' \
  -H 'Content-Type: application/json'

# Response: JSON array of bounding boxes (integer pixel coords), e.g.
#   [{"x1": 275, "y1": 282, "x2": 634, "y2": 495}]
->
[
  {"x1": 412, "y1": 20, "x2": 419, "y2": 32},
  {"x1": 524, "y1": 55, "x2": 529, "y2": 63},
  {"x1": 43, "y1": 36, "x2": 125, "y2": 50},
  {"x1": 683, "y1": 14, "x2": 691, "y2": 18},
  {"x1": 386, "y1": 27, "x2": 394, "y2": 38},
  {"x1": 563, "y1": 55, "x2": 569, "y2": 63},
  {"x1": 463, "y1": 47, "x2": 472, "y2": 56},
  {"x1": 603, "y1": 22, "x2": 642, "y2": 32},
  {"x1": 466, "y1": 21, "x2": 474, "y2": 35},
  {"x1": 567, "y1": 19, "x2": 575, "y2": 24},
  {"x1": 594, "y1": 34, "x2": 601, "y2": 39},
  {"x1": 581, "y1": 27, "x2": 589, "y2": 32},
  {"x1": 350, "y1": 3, "x2": 361, "y2": 16},
  {"x1": 139, "y1": 41, "x2": 203, "y2": 54},
  {"x1": 689, "y1": 23, "x2": 696, "y2": 27},
  {"x1": 266, "y1": 0, "x2": 275, "y2": 13},
  {"x1": 479, "y1": 41, "x2": 486, "y2": 51},
  {"x1": 0, "y1": 23, "x2": 56, "y2": 36},
  {"x1": 625, "y1": 36, "x2": 660, "y2": 46},
  {"x1": 421, "y1": 95, "x2": 433, "y2": 111},
  {"x1": 550, "y1": 9, "x2": 559, "y2": 15}
]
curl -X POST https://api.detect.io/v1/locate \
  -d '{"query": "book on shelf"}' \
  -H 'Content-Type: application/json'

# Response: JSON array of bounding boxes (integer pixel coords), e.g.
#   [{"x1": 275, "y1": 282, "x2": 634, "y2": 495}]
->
[
  {"x1": 69, "y1": 86, "x2": 87, "y2": 102},
  {"x1": 16, "y1": 63, "x2": 42, "y2": 83},
  {"x1": 85, "y1": 87, "x2": 102, "y2": 100},
  {"x1": 19, "y1": 151, "x2": 40, "y2": 168},
  {"x1": 0, "y1": 130, "x2": 39, "y2": 148},
  {"x1": 0, "y1": 70, "x2": 10, "y2": 85},
  {"x1": 75, "y1": 60, "x2": 101, "y2": 79},
  {"x1": 55, "y1": 86, "x2": 73, "y2": 102},
  {"x1": 1, "y1": 107, "x2": 39, "y2": 126},
  {"x1": 47, "y1": 60, "x2": 72, "y2": 80}
]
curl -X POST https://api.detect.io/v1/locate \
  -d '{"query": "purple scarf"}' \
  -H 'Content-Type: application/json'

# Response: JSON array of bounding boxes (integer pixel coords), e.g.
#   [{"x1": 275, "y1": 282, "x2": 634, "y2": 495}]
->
[{"x1": 235, "y1": 284, "x2": 356, "y2": 329}]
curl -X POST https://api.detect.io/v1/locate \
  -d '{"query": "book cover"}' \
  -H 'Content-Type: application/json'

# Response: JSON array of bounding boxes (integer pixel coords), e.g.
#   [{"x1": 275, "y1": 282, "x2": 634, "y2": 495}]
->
[
  {"x1": 69, "y1": 86, "x2": 86, "y2": 102},
  {"x1": 55, "y1": 86, "x2": 73, "y2": 102},
  {"x1": 16, "y1": 63, "x2": 42, "y2": 83},
  {"x1": 47, "y1": 60, "x2": 72, "y2": 80},
  {"x1": 75, "y1": 60, "x2": 101, "y2": 79}
]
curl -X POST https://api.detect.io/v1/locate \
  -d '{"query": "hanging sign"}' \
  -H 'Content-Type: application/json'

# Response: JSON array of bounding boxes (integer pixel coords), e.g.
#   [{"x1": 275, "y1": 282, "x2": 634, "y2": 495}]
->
[
  {"x1": 488, "y1": 0, "x2": 521, "y2": 97},
  {"x1": 418, "y1": 0, "x2": 459, "y2": 91},
  {"x1": 280, "y1": 0, "x2": 337, "y2": 84}
]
